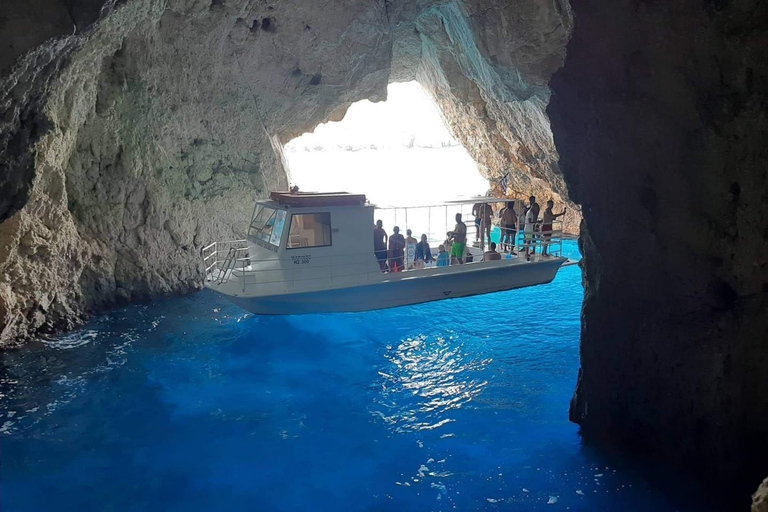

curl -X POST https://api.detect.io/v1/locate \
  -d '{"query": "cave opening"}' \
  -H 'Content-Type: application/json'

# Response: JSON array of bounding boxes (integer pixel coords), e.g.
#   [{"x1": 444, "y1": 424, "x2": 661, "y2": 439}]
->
[{"x1": 284, "y1": 81, "x2": 490, "y2": 207}]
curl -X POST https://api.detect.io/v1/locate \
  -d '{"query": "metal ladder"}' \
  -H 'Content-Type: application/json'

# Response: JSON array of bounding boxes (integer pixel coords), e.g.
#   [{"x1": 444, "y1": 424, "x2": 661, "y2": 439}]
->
[{"x1": 216, "y1": 247, "x2": 238, "y2": 285}]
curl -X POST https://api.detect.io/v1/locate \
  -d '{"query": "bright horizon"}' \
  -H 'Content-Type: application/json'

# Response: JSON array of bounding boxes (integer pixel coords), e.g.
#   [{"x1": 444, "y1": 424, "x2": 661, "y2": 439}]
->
[{"x1": 284, "y1": 81, "x2": 490, "y2": 207}]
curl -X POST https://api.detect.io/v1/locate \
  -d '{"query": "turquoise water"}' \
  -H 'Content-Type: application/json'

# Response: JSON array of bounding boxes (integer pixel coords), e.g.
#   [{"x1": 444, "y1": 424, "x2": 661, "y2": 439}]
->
[{"x1": 0, "y1": 241, "x2": 678, "y2": 511}]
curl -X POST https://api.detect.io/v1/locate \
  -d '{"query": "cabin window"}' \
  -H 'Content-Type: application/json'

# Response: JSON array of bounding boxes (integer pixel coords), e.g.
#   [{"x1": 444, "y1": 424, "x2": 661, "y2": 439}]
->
[
  {"x1": 248, "y1": 205, "x2": 287, "y2": 250},
  {"x1": 287, "y1": 213, "x2": 332, "y2": 249}
]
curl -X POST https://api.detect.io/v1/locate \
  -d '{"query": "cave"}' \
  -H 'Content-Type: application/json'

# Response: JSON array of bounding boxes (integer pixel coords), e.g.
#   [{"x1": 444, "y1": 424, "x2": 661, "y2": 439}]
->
[
  {"x1": 0, "y1": 0, "x2": 766, "y2": 507},
  {"x1": 284, "y1": 81, "x2": 492, "y2": 206}
]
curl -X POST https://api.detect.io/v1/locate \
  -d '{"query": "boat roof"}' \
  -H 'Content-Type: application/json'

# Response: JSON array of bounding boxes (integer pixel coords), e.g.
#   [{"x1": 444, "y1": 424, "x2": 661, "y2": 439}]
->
[
  {"x1": 376, "y1": 196, "x2": 521, "y2": 209},
  {"x1": 259, "y1": 192, "x2": 519, "y2": 210},
  {"x1": 443, "y1": 196, "x2": 518, "y2": 205},
  {"x1": 269, "y1": 191, "x2": 367, "y2": 207}
]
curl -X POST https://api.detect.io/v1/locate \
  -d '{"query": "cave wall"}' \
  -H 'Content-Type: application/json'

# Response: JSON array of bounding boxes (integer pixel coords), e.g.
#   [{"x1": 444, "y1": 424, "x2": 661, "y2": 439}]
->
[
  {"x1": 0, "y1": 0, "x2": 573, "y2": 345},
  {"x1": 2, "y1": 0, "x2": 766, "y2": 502},
  {"x1": 548, "y1": 0, "x2": 768, "y2": 497},
  {"x1": 0, "y1": 0, "x2": 391, "y2": 343},
  {"x1": 394, "y1": 0, "x2": 581, "y2": 233}
]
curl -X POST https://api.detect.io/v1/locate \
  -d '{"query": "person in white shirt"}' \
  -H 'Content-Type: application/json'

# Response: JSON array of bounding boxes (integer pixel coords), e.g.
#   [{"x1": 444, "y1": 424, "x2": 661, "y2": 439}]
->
[{"x1": 524, "y1": 206, "x2": 536, "y2": 259}]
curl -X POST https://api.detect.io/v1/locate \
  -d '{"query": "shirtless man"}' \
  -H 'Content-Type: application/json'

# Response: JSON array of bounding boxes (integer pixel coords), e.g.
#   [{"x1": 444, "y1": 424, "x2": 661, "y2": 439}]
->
[
  {"x1": 499, "y1": 201, "x2": 517, "y2": 253},
  {"x1": 471, "y1": 203, "x2": 483, "y2": 242},
  {"x1": 541, "y1": 200, "x2": 566, "y2": 256},
  {"x1": 478, "y1": 203, "x2": 493, "y2": 247},
  {"x1": 448, "y1": 213, "x2": 467, "y2": 265}
]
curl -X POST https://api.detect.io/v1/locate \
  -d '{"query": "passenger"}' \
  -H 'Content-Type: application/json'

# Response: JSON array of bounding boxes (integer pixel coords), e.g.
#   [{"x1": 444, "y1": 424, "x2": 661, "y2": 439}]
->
[
  {"x1": 373, "y1": 220, "x2": 388, "y2": 271},
  {"x1": 405, "y1": 229, "x2": 418, "y2": 269},
  {"x1": 526, "y1": 195, "x2": 540, "y2": 223},
  {"x1": 471, "y1": 202, "x2": 483, "y2": 242},
  {"x1": 541, "y1": 200, "x2": 566, "y2": 256},
  {"x1": 436, "y1": 244, "x2": 450, "y2": 267},
  {"x1": 414, "y1": 234, "x2": 433, "y2": 269},
  {"x1": 478, "y1": 202, "x2": 493, "y2": 247},
  {"x1": 483, "y1": 241, "x2": 502, "y2": 261},
  {"x1": 443, "y1": 231, "x2": 453, "y2": 257},
  {"x1": 499, "y1": 201, "x2": 517, "y2": 253},
  {"x1": 388, "y1": 226, "x2": 406, "y2": 272},
  {"x1": 448, "y1": 213, "x2": 467, "y2": 265},
  {"x1": 523, "y1": 202, "x2": 536, "y2": 260},
  {"x1": 524, "y1": 195, "x2": 540, "y2": 257}
]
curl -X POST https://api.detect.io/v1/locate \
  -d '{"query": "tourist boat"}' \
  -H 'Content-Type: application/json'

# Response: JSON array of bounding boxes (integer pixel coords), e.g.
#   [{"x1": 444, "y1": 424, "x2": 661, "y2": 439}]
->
[{"x1": 201, "y1": 191, "x2": 572, "y2": 314}]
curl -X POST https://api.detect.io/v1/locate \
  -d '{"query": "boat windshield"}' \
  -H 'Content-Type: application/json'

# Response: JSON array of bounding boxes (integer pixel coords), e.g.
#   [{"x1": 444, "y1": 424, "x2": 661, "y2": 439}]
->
[{"x1": 248, "y1": 205, "x2": 287, "y2": 250}]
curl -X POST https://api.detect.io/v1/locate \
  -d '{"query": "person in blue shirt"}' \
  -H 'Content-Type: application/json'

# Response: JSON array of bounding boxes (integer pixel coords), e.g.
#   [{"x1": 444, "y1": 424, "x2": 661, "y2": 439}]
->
[
  {"x1": 414, "y1": 234, "x2": 433, "y2": 269},
  {"x1": 436, "y1": 244, "x2": 450, "y2": 267}
]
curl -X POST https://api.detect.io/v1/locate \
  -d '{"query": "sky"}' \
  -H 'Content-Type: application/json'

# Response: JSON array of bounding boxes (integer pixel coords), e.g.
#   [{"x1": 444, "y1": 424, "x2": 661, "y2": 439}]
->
[{"x1": 284, "y1": 81, "x2": 490, "y2": 207}]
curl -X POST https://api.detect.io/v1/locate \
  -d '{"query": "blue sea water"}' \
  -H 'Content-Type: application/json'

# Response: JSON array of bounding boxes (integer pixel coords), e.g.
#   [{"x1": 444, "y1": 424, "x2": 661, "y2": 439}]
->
[{"x1": 0, "y1": 241, "x2": 679, "y2": 511}]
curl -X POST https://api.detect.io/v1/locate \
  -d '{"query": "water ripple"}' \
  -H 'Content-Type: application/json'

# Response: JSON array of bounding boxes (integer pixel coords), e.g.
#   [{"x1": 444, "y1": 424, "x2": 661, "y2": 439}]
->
[
  {"x1": 41, "y1": 329, "x2": 99, "y2": 350},
  {"x1": 373, "y1": 333, "x2": 489, "y2": 433}
]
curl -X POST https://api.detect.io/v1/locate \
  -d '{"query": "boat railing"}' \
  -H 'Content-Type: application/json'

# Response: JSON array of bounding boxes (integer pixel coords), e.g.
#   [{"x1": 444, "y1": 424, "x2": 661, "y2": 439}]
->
[
  {"x1": 513, "y1": 219, "x2": 565, "y2": 258},
  {"x1": 201, "y1": 220, "x2": 564, "y2": 293},
  {"x1": 201, "y1": 239, "x2": 248, "y2": 284},
  {"x1": 423, "y1": 219, "x2": 564, "y2": 257}
]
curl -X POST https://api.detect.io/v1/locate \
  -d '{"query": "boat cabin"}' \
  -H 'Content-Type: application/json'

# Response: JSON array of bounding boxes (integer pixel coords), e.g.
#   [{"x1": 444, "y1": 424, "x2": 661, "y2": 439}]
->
[
  {"x1": 216, "y1": 192, "x2": 382, "y2": 296},
  {"x1": 248, "y1": 191, "x2": 372, "y2": 255}
]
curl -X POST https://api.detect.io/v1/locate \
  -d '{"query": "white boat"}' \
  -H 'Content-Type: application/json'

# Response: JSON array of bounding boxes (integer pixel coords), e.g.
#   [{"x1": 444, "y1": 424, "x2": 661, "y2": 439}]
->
[{"x1": 202, "y1": 191, "x2": 572, "y2": 315}]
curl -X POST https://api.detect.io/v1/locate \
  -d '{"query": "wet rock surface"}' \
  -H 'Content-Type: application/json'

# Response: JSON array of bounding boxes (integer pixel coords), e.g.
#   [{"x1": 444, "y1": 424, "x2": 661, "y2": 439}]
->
[
  {"x1": 755, "y1": 478, "x2": 768, "y2": 512},
  {"x1": 0, "y1": 0, "x2": 573, "y2": 345},
  {"x1": 549, "y1": 0, "x2": 768, "y2": 503}
]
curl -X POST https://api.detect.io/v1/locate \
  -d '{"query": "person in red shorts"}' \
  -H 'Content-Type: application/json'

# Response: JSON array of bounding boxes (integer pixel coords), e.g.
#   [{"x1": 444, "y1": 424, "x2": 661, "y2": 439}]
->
[{"x1": 541, "y1": 200, "x2": 566, "y2": 256}]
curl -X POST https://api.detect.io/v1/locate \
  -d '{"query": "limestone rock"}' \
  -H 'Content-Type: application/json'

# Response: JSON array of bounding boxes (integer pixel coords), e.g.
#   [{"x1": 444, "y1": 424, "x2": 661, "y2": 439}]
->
[
  {"x1": 549, "y1": 0, "x2": 768, "y2": 499},
  {"x1": 0, "y1": 0, "x2": 574, "y2": 346},
  {"x1": 0, "y1": 0, "x2": 391, "y2": 344},
  {"x1": 754, "y1": 477, "x2": 768, "y2": 512}
]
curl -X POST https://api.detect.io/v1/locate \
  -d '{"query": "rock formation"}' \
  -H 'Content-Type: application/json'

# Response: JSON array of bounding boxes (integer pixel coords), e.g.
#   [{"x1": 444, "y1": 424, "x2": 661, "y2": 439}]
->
[
  {"x1": 397, "y1": 0, "x2": 579, "y2": 233},
  {"x1": 548, "y1": 0, "x2": 768, "y2": 502},
  {"x1": 0, "y1": 0, "x2": 573, "y2": 344},
  {"x1": 755, "y1": 477, "x2": 768, "y2": 512},
  {"x1": 3, "y1": 0, "x2": 765, "y2": 506}
]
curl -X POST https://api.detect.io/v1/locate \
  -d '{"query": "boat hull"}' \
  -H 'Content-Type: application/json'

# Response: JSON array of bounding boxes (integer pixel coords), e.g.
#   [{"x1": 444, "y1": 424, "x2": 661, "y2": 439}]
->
[{"x1": 224, "y1": 258, "x2": 565, "y2": 315}]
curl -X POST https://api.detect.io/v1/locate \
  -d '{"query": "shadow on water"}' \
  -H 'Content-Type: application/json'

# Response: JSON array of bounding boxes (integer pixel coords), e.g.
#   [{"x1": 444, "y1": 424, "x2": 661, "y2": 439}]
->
[{"x1": 0, "y1": 240, "x2": 706, "y2": 511}]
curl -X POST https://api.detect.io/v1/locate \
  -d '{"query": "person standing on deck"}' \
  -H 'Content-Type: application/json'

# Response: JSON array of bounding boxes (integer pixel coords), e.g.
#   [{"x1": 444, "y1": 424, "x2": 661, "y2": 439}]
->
[
  {"x1": 436, "y1": 245, "x2": 450, "y2": 267},
  {"x1": 414, "y1": 234, "x2": 433, "y2": 269},
  {"x1": 405, "y1": 229, "x2": 418, "y2": 269},
  {"x1": 523, "y1": 206, "x2": 538, "y2": 260},
  {"x1": 373, "y1": 220, "x2": 388, "y2": 271},
  {"x1": 471, "y1": 202, "x2": 483, "y2": 242},
  {"x1": 388, "y1": 226, "x2": 406, "y2": 272},
  {"x1": 448, "y1": 213, "x2": 467, "y2": 265},
  {"x1": 499, "y1": 201, "x2": 518, "y2": 253},
  {"x1": 524, "y1": 196, "x2": 540, "y2": 256},
  {"x1": 478, "y1": 202, "x2": 493, "y2": 247},
  {"x1": 541, "y1": 200, "x2": 566, "y2": 256},
  {"x1": 525, "y1": 196, "x2": 540, "y2": 225}
]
